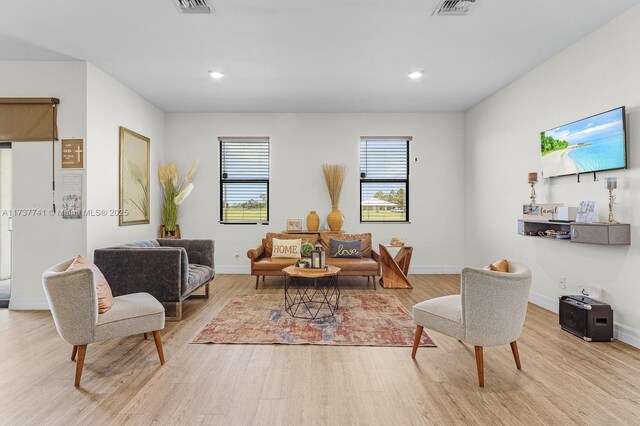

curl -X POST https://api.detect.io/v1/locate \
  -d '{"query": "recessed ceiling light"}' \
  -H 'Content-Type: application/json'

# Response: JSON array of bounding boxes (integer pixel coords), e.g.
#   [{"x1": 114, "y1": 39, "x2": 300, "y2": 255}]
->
[
  {"x1": 209, "y1": 70, "x2": 225, "y2": 79},
  {"x1": 408, "y1": 70, "x2": 424, "y2": 79}
]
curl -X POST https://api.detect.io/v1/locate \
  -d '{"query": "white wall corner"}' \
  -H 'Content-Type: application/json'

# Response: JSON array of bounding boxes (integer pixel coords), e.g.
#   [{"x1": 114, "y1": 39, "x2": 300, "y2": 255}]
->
[
  {"x1": 528, "y1": 291, "x2": 640, "y2": 349},
  {"x1": 9, "y1": 298, "x2": 50, "y2": 310}
]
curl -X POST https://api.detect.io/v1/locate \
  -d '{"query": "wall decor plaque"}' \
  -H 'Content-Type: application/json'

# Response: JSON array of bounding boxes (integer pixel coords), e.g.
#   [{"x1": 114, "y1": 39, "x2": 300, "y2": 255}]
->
[{"x1": 61, "y1": 139, "x2": 84, "y2": 168}]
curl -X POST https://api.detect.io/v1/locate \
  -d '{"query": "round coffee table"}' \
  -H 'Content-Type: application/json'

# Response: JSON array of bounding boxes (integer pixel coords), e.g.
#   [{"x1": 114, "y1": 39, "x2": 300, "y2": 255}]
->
[{"x1": 282, "y1": 265, "x2": 341, "y2": 319}]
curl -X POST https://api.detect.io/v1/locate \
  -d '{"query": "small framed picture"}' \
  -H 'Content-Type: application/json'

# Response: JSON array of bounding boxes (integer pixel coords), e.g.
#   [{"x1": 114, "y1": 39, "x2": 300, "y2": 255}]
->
[{"x1": 287, "y1": 219, "x2": 302, "y2": 231}]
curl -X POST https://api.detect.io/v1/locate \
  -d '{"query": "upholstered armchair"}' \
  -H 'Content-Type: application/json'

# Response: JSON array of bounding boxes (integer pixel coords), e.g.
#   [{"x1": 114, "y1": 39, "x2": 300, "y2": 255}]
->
[
  {"x1": 94, "y1": 239, "x2": 215, "y2": 320},
  {"x1": 42, "y1": 258, "x2": 166, "y2": 387},
  {"x1": 412, "y1": 261, "x2": 532, "y2": 387}
]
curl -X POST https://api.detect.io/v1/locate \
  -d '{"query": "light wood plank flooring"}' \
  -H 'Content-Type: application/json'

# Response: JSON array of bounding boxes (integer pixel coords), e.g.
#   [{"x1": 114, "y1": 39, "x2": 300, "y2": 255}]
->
[{"x1": 1, "y1": 274, "x2": 639, "y2": 425}]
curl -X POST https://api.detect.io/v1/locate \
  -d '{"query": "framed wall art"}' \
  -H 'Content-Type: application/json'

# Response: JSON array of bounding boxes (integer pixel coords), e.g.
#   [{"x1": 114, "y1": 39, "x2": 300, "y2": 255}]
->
[{"x1": 119, "y1": 126, "x2": 150, "y2": 226}]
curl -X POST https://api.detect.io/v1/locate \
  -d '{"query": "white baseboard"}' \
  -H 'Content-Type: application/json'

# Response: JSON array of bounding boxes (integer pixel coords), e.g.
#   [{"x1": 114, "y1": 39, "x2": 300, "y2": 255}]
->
[
  {"x1": 528, "y1": 291, "x2": 640, "y2": 349},
  {"x1": 216, "y1": 266, "x2": 251, "y2": 274},
  {"x1": 612, "y1": 323, "x2": 640, "y2": 349},
  {"x1": 215, "y1": 265, "x2": 463, "y2": 275},
  {"x1": 528, "y1": 291, "x2": 559, "y2": 313},
  {"x1": 9, "y1": 298, "x2": 50, "y2": 310}
]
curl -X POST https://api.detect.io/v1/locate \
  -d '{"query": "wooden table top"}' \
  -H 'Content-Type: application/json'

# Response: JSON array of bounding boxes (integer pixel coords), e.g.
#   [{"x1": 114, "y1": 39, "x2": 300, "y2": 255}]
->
[{"x1": 282, "y1": 265, "x2": 341, "y2": 278}]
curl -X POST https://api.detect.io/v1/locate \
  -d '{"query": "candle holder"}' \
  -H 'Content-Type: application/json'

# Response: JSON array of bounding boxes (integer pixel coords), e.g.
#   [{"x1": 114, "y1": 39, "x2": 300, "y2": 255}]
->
[
  {"x1": 606, "y1": 177, "x2": 617, "y2": 224},
  {"x1": 528, "y1": 172, "x2": 538, "y2": 205}
]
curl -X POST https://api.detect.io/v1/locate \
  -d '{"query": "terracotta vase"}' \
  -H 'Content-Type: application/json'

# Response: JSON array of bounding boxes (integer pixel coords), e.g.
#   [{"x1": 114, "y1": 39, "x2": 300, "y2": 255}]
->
[
  {"x1": 327, "y1": 207, "x2": 344, "y2": 231},
  {"x1": 306, "y1": 210, "x2": 320, "y2": 231}
]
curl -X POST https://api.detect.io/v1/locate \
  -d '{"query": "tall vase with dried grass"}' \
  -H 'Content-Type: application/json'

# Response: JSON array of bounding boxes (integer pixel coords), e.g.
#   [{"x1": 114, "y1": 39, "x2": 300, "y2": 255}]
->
[
  {"x1": 158, "y1": 160, "x2": 200, "y2": 236},
  {"x1": 322, "y1": 164, "x2": 347, "y2": 231}
]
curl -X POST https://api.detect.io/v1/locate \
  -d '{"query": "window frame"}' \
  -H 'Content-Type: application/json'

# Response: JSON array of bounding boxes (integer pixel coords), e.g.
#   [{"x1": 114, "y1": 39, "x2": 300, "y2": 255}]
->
[
  {"x1": 359, "y1": 137, "x2": 411, "y2": 224},
  {"x1": 218, "y1": 137, "x2": 270, "y2": 225}
]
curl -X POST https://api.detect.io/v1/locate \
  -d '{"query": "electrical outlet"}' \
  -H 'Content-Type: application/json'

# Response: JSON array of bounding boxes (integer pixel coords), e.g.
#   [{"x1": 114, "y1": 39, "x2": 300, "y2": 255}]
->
[{"x1": 558, "y1": 277, "x2": 566, "y2": 289}]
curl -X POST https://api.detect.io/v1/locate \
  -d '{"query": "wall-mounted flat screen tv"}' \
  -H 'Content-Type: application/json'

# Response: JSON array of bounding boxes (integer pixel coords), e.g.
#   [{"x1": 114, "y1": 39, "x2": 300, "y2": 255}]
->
[{"x1": 540, "y1": 106, "x2": 627, "y2": 178}]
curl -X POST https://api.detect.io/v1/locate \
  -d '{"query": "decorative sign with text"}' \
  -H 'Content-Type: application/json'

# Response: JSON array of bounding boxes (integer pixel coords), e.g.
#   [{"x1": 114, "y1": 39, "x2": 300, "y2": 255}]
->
[
  {"x1": 61, "y1": 139, "x2": 84, "y2": 169},
  {"x1": 523, "y1": 203, "x2": 564, "y2": 220}
]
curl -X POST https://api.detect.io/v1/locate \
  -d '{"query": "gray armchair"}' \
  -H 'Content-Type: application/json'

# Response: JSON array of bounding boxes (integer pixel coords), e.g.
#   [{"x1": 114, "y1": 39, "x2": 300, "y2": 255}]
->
[
  {"x1": 42, "y1": 258, "x2": 165, "y2": 387},
  {"x1": 412, "y1": 260, "x2": 532, "y2": 387},
  {"x1": 94, "y1": 239, "x2": 215, "y2": 321}
]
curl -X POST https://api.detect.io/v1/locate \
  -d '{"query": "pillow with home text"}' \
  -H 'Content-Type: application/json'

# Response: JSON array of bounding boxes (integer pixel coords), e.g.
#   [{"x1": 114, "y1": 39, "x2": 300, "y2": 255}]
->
[{"x1": 271, "y1": 238, "x2": 301, "y2": 259}]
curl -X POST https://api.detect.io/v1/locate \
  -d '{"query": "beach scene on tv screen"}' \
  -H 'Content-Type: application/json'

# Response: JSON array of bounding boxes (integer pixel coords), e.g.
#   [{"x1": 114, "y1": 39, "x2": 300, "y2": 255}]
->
[{"x1": 541, "y1": 108, "x2": 625, "y2": 177}]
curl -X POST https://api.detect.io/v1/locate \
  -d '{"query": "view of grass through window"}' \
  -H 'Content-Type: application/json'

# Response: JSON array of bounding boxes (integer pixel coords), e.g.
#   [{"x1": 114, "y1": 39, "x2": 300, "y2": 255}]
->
[
  {"x1": 360, "y1": 138, "x2": 409, "y2": 222},
  {"x1": 220, "y1": 139, "x2": 269, "y2": 223}
]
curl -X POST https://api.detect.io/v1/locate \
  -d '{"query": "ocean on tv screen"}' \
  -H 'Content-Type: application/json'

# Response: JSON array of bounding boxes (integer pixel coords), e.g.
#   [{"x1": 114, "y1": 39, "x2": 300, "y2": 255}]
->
[{"x1": 541, "y1": 108, "x2": 625, "y2": 177}]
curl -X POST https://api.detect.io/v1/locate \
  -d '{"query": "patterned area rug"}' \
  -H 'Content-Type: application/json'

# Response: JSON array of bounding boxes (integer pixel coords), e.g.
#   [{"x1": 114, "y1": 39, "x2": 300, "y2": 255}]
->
[{"x1": 192, "y1": 293, "x2": 436, "y2": 347}]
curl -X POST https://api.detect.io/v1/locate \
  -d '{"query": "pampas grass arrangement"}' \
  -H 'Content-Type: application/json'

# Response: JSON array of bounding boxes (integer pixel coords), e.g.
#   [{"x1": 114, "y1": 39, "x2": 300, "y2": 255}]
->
[
  {"x1": 158, "y1": 160, "x2": 200, "y2": 233},
  {"x1": 322, "y1": 164, "x2": 347, "y2": 208}
]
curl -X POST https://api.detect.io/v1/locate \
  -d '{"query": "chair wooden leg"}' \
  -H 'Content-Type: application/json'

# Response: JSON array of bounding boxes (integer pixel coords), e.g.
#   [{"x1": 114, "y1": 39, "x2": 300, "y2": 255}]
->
[
  {"x1": 411, "y1": 325, "x2": 424, "y2": 359},
  {"x1": 474, "y1": 346, "x2": 484, "y2": 387},
  {"x1": 372, "y1": 276, "x2": 377, "y2": 290},
  {"x1": 510, "y1": 341, "x2": 522, "y2": 370},
  {"x1": 144, "y1": 333, "x2": 148, "y2": 340},
  {"x1": 74, "y1": 345, "x2": 87, "y2": 387},
  {"x1": 71, "y1": 345, "x2": 78, "y2": 361},
  {"x1": 255, "y1": 276, "x2": 260, "y2": 289},
  {"x1": 152, "y1": 330, "x2": 165, "y2": 365}
]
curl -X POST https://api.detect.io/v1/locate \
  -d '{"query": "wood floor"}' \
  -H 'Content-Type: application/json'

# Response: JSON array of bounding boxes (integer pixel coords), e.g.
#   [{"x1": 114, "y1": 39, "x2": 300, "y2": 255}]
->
[{"x1": 1, "y1": 274, "x2": 640, "y2": 425}]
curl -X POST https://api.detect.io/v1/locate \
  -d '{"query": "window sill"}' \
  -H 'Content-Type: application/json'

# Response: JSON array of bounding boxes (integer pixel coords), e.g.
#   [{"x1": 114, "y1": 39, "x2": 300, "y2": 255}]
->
[
  {"x1": 360, "y1": 221, "x2": 411, "y2": 224},
  {"x1": 219, "y1": 222, "x2": 269, "y2": 225}
]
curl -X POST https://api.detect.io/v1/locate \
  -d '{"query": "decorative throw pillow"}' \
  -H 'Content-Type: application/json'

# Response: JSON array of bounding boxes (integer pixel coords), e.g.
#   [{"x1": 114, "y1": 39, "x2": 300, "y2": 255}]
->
[
  {"x1": 321, "y1": 233, "x2": 372, "y2": 257},
  {"x1": 330, "y1": 239, "x2": 362, "y2": 258},
  {"x1": 265, "y1": 233, "x2": 318, "y2": 257},
  {"x1": 488, "y1": 259, "x2": 509, "y2": 273},
  {"x1": 66, "y1": 255, "x2": 114, "y2": 313},
  {"x1": 271, "y1": 238, "x2": 302, "y2": 259}
]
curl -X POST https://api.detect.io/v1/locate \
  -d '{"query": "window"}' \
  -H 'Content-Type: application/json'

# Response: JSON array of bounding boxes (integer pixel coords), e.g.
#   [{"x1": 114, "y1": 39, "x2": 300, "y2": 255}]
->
[
  {"x1": 219, "y1": 137, "x2": 269, "y2": 224},
  {"x1": 360, "y1": 137, "x2": 410, "y2": 222}
]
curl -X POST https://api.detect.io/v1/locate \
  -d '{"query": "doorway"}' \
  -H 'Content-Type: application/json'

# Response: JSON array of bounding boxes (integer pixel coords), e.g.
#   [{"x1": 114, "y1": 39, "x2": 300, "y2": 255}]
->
[{"x1": 0, "y1": 143, "x2": 11, "y2": 308}]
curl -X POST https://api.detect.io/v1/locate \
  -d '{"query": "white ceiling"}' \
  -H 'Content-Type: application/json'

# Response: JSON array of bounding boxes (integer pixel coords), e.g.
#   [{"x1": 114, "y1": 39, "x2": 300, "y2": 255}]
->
[{"x1": 0, "y1": 0, "x2": 638, "y2": 112}]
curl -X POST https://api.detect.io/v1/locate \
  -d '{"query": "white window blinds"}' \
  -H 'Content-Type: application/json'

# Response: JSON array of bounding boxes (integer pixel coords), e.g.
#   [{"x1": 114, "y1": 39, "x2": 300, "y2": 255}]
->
[{"x1": 219, "y1": 137, "x2": 270, "y2": 223}]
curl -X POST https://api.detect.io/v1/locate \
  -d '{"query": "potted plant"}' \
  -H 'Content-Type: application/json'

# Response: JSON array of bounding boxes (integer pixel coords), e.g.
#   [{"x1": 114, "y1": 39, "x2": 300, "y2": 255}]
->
[{"x1": 158, "y1": 160, "x2": 199, "y2": 237}]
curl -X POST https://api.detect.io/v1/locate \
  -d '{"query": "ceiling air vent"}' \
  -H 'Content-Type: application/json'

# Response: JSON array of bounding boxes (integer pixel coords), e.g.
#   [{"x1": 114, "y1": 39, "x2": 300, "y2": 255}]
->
[
  {"x1": 174, "y1": 0, "x2": 212, "y2": 14},
  {"x1": 432, "y1": 0, "x2": 476, "y2": 16}
]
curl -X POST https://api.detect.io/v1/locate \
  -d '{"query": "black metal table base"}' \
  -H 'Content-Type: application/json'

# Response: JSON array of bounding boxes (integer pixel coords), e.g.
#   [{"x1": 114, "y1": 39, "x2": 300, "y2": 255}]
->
[{"x1": 284, "y1": 274, "x2": 340, "y2": 319}]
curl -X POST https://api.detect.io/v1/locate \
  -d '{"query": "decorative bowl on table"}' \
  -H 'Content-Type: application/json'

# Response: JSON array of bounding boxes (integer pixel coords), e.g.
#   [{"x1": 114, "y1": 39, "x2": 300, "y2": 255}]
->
[{"x1": 390, "y1": 237, "x2": 406, "y2": 247}]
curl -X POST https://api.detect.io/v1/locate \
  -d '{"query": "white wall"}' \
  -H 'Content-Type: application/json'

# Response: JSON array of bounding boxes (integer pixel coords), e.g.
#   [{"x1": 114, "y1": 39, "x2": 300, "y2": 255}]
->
[
  {"x1": 0, "y1": 61, "x2": 87, "y2": 309},
  {"x1": 464, "y1": 4, "x2": 640, "y2": 346},
  {"x1": 86, "y1": 64, "x2": 165, "y2": 256},
  {"x1": 165, "y1": 113, "x2": 465, "y2": 273}
]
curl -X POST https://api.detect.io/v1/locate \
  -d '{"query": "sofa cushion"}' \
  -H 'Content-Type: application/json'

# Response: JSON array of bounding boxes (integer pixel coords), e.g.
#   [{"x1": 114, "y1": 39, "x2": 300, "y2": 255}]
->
[
  {"x1": 116, "y1": 240, "x2": 161, "y2": 248},
  {"x1": 265, "y1": 233, "x2": 318, "y2": 257},
  {"x1": 321, "y1": 233, "x2": 372, "y2": 258},
  {"x1": 413, "y1": 295, "x2": 464, "y2": 340},
  {"x1": 95, "y1": 292, "x2": 164, "y2": 342},
  {"x1": 326, "y1": 257, "x2": 379, "y2": 273},
  {"x1": 186, "y1": 264, "x2": 214, "y2": 295},
  {"x1": 253, "y1": 257, "x2": 299, "y2": 271}
]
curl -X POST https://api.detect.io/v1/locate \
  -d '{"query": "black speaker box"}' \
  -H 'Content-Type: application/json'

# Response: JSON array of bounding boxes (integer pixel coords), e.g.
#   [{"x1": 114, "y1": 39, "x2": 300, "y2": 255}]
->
[{"x1": 559, "y1": 295, "x2": 614, "y2": 342}]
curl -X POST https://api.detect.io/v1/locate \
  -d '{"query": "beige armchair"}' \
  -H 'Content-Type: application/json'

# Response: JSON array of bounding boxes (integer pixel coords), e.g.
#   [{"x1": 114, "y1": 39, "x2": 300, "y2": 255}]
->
[
  {"x1": 412, "y1": 261, "x2": 532, "y2": 387},
  {"x1": 42, "y1": 258, "x2": 166, "y2": 387}
]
